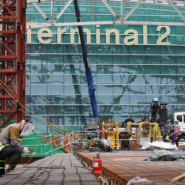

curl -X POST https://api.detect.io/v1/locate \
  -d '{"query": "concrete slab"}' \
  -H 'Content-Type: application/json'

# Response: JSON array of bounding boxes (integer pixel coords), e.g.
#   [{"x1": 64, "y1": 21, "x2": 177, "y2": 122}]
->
[{"x1": 0, "y1": 153, "x2": 100, "y2": 185}]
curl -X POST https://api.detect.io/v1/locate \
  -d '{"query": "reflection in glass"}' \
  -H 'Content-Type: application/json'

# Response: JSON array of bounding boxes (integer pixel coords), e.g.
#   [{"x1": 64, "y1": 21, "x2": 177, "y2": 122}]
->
[{"x1": 26, "y1": 3, "x2": 185, "y2": 128}]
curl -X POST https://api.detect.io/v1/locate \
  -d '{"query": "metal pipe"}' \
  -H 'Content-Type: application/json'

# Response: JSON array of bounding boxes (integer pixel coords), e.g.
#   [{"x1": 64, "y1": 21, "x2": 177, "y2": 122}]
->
[
  {"x1": 27, "y1": 20, "x2": 185, "y2": 29},
  {"x1": 121, "y1": 0, "x2": 127, "y2": 24},
  {"x1": 101, "y1": 0, "x2": 121, "y2": 20},
  {"x1": 136, "y1": 128, "x2": 138, "y2": 152}
]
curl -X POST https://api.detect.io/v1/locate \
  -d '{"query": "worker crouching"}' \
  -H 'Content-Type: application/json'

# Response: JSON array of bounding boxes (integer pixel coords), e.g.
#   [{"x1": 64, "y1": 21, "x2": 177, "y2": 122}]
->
[
  {"x1": 96, "y1": 138, "x2": 112, "y2": 152},
  {"x1": 0, "y1": 120, "x2": 35, "y2": 177}
]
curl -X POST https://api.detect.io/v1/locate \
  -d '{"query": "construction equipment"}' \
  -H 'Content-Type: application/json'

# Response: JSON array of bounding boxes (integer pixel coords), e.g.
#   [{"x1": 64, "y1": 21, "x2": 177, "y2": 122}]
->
[
  {"x1": 102, "y1": 121, "x2": 119, "y2": 149},
  {"x1": 144, "y1": 98, "x2": 185, "y2": 141},
  {"x1": 141, "y1": 98, "x2": 167, "y2": 126},
  {"x1": 119, "y1": 98, "x2": 167, "y2": 131},
  {"x1": 73, "y1": 0, "x2": 99, "y2": 129},
  {"x1": 126, "y1": 121, "x2": 161, "y2": 147}
]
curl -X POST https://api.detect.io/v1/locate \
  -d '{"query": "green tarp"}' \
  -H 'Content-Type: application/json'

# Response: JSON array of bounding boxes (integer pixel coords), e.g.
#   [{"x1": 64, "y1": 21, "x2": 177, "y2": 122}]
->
[{"x1": 149, "y1": 150, "x2": 185, "y2": 161}]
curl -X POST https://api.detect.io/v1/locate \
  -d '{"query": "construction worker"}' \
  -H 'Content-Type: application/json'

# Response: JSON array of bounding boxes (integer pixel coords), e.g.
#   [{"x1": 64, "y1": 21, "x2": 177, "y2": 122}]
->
[
  {"x1": 0, "y1": 120, "x2": 35, "y2": 177},
  {"x1": 170, "y1": 131, "x2": 182, "y2": 147},
  {"x1": 164, "y1": 132, "x2": 171, "y2": 142},
  {"x1": 96, "y1": 138, "x2": 112, "y2": 152}
]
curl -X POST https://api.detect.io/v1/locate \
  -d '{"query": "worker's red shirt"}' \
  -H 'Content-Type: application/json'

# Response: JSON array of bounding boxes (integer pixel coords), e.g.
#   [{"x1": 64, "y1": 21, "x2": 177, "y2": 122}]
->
[{"x1": 171, "y1": 132, "x2": 179, "y2": 137}]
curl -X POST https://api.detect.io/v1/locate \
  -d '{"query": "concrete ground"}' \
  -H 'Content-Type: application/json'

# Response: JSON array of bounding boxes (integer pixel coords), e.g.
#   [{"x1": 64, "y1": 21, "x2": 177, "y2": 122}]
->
[{"x1": 1, "y1": 153, "x2": 101, "y2": 185}]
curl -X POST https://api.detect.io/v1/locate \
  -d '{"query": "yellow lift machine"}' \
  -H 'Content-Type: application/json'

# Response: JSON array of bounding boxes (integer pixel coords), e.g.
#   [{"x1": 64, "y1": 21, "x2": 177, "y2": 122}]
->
[
  {"x1": 127, "y1": 121, "x2": 161, "y2": 146},
  {"x1": 102, "y1": 121, "x2": 119, "y2": 149}
]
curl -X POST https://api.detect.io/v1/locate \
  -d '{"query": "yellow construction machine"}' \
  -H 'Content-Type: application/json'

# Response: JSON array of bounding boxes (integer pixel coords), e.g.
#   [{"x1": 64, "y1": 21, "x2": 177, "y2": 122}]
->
[
  {"x1": 102, "y1": 121, "x2": 119, "y2": 149},
  {"x1": 126, "y1": 121, "x2": 161, "y2": 147}
]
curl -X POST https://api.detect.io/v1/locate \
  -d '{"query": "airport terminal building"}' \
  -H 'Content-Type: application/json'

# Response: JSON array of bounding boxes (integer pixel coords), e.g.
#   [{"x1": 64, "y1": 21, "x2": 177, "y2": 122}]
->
[{"x1": 26, "y1": 0, "x2": 185, "y2": 133}]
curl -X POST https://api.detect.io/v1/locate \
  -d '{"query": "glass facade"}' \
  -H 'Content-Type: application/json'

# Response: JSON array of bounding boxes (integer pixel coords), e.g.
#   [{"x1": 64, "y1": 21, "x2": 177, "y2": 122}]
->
[{"x1": 26, "y1": 1, "x2": 185, "y2": 132}]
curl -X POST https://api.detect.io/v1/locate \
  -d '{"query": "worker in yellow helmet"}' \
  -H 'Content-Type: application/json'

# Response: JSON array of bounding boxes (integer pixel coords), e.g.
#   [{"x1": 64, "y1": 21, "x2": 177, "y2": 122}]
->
[{"x1": 0, "y1": 120, "x2": 35, "y2": 177}]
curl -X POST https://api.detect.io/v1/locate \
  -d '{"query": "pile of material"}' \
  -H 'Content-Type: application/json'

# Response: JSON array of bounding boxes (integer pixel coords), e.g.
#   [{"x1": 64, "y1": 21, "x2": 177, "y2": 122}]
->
[
  {"x1": 141, "y1": 141, "x2": 177, "y2": 150},
  {"x1": 144, "y1": 150, "x2": 185, "y2": 161}
]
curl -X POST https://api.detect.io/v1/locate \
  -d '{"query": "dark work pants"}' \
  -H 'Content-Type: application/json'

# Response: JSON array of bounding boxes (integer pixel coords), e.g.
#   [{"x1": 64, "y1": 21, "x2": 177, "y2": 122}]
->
[
  {"x1": 171, "y1": 134, "x2": 176, "y2": 145},
  {"x1": 176, "y1": 134, "x2": 183, "y2": 147},
  {"x1": 98, "y1": 142, "x2": 112, "y2": 152},
  {"x1": 0, "y1": 146, "x2": 22, "y2": 176},
  {"x1": 0, "y1": 161, "x2": 5, "y2": 177}
]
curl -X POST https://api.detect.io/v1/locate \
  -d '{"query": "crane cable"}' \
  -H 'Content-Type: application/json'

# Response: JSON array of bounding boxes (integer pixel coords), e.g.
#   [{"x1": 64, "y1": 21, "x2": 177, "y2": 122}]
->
[{"x1": 0, "y1": 83, "x2": 68, "y2": 133}]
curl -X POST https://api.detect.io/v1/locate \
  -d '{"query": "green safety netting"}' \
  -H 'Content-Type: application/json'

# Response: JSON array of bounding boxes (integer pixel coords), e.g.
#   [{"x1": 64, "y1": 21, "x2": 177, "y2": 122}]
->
[
  {"x1": 0, "y1": 120, "x2": 66, "y2": 156},
  {"x1": 21, "y1": 133, "x2": 66, "y2": 156}
]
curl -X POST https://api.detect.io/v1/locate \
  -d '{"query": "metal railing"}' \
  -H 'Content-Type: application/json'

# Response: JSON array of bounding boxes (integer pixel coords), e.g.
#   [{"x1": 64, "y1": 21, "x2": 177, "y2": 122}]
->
[{"x1": 21, "y1": 129, "x2": 154, "y2": 155}]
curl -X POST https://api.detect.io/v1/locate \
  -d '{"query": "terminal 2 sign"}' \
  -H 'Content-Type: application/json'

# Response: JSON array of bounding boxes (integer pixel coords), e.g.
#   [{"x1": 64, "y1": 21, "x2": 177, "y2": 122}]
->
[{"x1": 27, "y1": 24, "x2": 171, "y2": 46}]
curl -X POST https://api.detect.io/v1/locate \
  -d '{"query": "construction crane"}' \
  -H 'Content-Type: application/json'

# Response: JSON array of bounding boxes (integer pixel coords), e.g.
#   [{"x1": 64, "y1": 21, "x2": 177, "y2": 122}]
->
[{"x1": 73, "y1": 0, "x2": 99, "y2": 128}]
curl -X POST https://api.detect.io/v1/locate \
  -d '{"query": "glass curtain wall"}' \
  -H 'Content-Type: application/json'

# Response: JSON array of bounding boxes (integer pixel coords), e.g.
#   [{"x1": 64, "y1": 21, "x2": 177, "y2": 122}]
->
[{"x1": 26, "y1": 1, "x2": 185, "y2": 133}]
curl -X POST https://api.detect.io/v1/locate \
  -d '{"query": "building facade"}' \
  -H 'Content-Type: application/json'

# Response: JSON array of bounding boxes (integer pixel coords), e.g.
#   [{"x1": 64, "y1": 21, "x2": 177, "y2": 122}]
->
[{"x1": 26, "y1": 0, "x2": 185, "y2": 134}]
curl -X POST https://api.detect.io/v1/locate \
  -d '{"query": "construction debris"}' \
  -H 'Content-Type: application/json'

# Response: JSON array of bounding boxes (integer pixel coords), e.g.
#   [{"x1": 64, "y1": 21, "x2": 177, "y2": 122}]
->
[
  {"x1": 126, "y1": 176, "x2": 151, "y2": 185},
  {"x1": 145, "y1": 150, "x2": 185, "y2": 161},
  {"x1": 141, "y1": 141, "x2": 177, "y2": 150}
]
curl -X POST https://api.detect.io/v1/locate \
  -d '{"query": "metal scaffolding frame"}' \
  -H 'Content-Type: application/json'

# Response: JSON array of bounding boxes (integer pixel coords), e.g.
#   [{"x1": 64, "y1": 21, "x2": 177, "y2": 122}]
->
[
  {"x1": 27, "y1": 20, "x2": 185, "y2": 29},
  {"x1": 0, "y1": 0, "x2": 26, "y2": 128},
  {"x1": 26, "y1": 0, "x2": 185, "y2": 28},
  {"x1": 167, "y1": 0, "x2": 185, "y2": 22}
]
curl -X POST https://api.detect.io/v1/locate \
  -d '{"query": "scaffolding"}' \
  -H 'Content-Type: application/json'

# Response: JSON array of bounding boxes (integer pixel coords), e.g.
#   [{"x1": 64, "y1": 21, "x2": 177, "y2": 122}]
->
[{"x1": 0, "y1": 0, "x2": 26, "y2": 128}]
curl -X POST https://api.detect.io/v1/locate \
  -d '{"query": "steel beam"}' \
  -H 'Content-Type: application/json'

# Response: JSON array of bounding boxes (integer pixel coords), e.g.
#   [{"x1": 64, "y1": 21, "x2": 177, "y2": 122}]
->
[
  {"x1": 33, "y1": 3, "x2": 50, "y2": 22},
  {"x1": 92, "y1": 0, "x2": 94, "y2": 21},
  {"x1": 0, "y1": 16, "x2": 18, "y2": 19},
  {"x1": 167, "y1": 0, "x2": 185, "y2": 22},
  {"x1": 102, "y1": 0, "x2": 121, "y2": 21},
  {"x1": 26, "y1": 0, "x2": 185, "y2": 6},
  {"x1": 0, "y1": 95, "x2": 17, "y2": 99},
  {"x1": 0, "y1": 110, "x2": 17, "y2": 114},
  {"x1": 54, "y1": 0, "x2": 73, "y2": 23},
  {"x1": 51, "y1": 0, "x2": 54, "y2": 25},
  {"x1": 124, "y1": 0, "x2": 142, "y2": 21},
  {"x1": 27, "y1": 20, "x2": 185, "y2": 29},
  {"x1": 0, "y1": 56, "x2": 17, "y2": 59},
  {"x1": 0, "y1": 70, "x2": 17, "y2": 75},
  {"x1": 27, "y1": 0, "x2": 51, "y2": 3},
  {"x1": 121, "y1": 0, "x2": 126, "y2": 24},
  {"x1": 0, "y1": 80, "x2": 16, "y2": 97},
  {"x1": 0, "y1": 31, "x2": 17, "y2": 34}
]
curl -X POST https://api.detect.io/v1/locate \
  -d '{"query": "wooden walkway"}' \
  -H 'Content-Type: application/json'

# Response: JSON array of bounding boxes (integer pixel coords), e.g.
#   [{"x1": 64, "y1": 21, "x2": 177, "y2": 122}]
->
[
  {"x1": 76, "y1": 151, "x2": 185, "y2": 185},
  {"x1": 0, "y1": 153, "x2": 100, "y2": 185}
]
